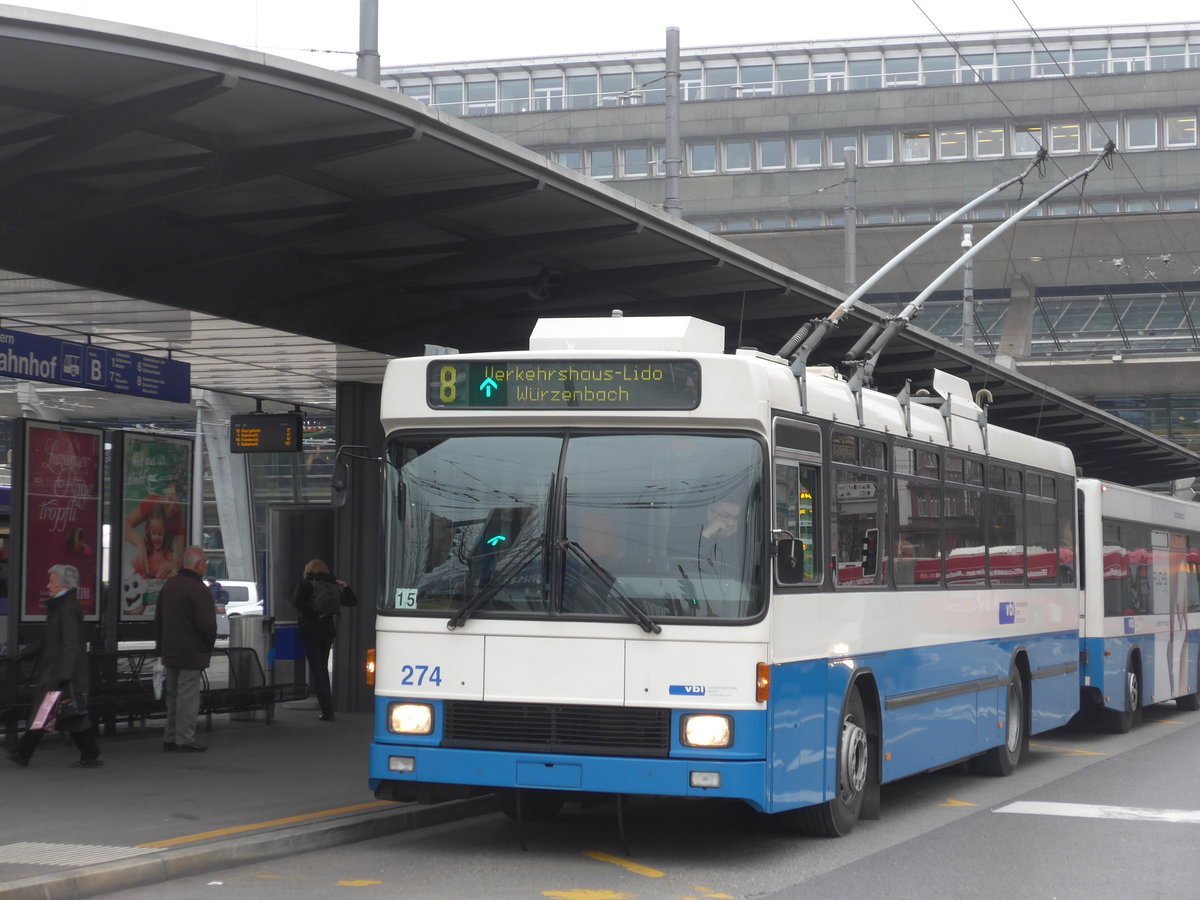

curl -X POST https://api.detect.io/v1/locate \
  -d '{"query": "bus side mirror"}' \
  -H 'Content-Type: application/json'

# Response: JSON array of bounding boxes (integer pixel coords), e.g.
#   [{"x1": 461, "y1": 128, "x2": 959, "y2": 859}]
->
[
  {"x1": 772, "y1": 530, "x2": 806, "y2": 582},
  {"x1": 330, "y1": 460, "x2": 350, "y2": 509}
]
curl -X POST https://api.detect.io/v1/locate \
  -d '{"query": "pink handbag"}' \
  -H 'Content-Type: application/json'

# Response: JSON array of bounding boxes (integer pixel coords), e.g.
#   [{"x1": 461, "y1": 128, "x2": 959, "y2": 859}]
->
[{"x1": 30, "y1": 690, "x2": 62, "y2": 731}]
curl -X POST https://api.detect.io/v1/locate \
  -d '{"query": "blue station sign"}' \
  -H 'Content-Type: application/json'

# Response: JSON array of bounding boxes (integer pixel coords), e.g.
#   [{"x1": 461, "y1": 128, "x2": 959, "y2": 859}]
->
[{"x1": 0, "y1": 328, "x2": 190, "y2": 403}]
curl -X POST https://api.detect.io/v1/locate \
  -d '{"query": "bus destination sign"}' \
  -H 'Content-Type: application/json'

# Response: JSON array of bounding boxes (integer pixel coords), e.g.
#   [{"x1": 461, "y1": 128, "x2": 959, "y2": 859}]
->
[
  {"x1": 427, "y1": 359, "x2": 701, "y2": 410},
  {"x1": 229, "y1": 412, "x2": 303, "y2": 453}
]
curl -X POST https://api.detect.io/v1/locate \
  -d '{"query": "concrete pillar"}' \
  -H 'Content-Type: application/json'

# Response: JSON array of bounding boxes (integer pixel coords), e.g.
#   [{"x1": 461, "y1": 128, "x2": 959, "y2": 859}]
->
[{"x1": 194, "y1": 390, "x2": 255, "y2": 581}]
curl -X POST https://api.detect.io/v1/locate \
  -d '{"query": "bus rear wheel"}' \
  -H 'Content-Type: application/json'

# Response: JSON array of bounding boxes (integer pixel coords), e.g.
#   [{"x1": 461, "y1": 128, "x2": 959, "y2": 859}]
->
[
  {"x1": 790, "y1": 689, "x2": 870, "y2": 837},
  {"x1": 976, "y1": 664, "x2": 1025, "y2": 777},
  {"x1": 1107, "y1": 657, "x2": 1142, "y2": 733}
]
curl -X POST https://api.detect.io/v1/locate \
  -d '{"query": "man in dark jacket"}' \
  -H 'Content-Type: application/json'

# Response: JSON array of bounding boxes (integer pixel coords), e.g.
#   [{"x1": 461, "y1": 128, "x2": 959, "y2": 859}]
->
[
  {"x1": 154, "y1": 546, "x2": 215, "y2": 753},
  {"x1": 6, "y1": 565, "x2": 102, "y2": 768}
]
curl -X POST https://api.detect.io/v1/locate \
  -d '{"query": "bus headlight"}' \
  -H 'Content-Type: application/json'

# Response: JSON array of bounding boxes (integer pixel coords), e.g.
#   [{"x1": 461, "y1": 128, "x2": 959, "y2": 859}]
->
[
  {"x1": 681, "y1": 714, "x2": 733, "y2": 748},
  {"x1": 388, "y1": 702, "x2": 434, "y2": 735}
]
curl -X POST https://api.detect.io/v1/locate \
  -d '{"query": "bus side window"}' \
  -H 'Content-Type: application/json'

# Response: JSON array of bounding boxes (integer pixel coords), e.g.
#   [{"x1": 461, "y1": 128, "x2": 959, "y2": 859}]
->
[{"x1": 774, "y1": 459, "x2": 818, "y2": 585}]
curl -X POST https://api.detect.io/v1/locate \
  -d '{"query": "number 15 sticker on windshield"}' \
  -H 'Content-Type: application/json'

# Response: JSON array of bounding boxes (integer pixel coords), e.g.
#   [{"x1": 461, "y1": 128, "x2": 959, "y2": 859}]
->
[{"x1": 394, "y1": 588, "x2": 418, "y2": 609}]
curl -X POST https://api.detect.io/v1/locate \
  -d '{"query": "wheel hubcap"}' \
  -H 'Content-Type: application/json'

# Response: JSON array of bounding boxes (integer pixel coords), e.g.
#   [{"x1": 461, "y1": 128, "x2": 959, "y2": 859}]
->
[
  {"x1": 1005, "y1": 681, "x2": 1021, "y2": 751},
  {"x1": 839, "y1": 714, "x2": 868, "y2": 801},
  {"x1": 1127, "y1": 669, "x2": 1139, "y2": 712}
]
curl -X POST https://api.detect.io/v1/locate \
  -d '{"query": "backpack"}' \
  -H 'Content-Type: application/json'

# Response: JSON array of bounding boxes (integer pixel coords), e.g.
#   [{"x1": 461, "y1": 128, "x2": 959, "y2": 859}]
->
[{"x1": 310, "y1": 579, "x2": 343, "y2": 616}]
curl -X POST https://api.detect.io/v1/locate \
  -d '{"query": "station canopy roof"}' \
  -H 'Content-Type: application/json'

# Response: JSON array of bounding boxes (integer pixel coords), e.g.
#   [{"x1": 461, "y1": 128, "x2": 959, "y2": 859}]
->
[{"x1": 0, "y1": 6, "x2": 1196, "y2": 483}]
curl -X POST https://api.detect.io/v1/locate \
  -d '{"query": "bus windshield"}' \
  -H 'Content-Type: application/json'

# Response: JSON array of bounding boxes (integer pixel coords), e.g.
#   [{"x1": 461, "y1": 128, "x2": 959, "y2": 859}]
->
[{"x1": 382, "y1": 433, "x2": 764, "y2": 623}]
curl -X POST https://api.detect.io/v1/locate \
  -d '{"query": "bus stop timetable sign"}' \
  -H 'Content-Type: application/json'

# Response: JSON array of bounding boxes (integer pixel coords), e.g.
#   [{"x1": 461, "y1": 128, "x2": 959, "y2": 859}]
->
[
  {"x1": 427, "y1": 359, "x2": 701, "y2": 410},
  {"x1": 0, "y1": 327, "x2": 189, "y2": 402},
  {"x1": 229, "y1": 412, "x2": 303, "y2": 453}
]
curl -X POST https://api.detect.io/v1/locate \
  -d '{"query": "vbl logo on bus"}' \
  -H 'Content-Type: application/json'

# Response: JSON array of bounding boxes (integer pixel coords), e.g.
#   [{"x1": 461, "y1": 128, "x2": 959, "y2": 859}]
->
[
  {"x1": 999, "y1": 601, "x2": 1016, "y2": 624},
  {"x1": 669, "y1": 684, "x2": 706, "y2": 696}
]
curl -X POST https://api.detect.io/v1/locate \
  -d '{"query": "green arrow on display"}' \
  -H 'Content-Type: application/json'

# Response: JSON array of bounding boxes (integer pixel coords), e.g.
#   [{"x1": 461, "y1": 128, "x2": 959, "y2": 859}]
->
[
  {"x1": 480, "y1": 377, "x2": 499, "y2": 397},
  {"x1": 486, "y1": 535, "x2": 506, "y2": 546}
]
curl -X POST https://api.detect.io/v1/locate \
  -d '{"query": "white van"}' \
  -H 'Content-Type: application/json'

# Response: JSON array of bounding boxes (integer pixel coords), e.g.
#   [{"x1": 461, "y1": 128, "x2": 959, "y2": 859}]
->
[{"x1": 209, "y1": 580, "x2": 263, "y2": 637}]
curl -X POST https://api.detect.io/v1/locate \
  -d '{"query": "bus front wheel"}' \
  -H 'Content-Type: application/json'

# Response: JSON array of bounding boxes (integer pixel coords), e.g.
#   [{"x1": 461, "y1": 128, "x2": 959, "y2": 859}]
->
[{"x1": 789, "y1": 689, "x2": 870, "y2": 837}]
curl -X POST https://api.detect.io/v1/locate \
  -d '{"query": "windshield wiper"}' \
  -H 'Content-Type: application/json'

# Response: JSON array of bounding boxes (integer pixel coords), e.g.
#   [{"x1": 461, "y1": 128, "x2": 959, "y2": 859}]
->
[
  {"x1": 447, "y1": 537, "x2": 542, "y2": 630},
  {"x1": 561, "y1": 540, "x2": 661, "y2": 635}
]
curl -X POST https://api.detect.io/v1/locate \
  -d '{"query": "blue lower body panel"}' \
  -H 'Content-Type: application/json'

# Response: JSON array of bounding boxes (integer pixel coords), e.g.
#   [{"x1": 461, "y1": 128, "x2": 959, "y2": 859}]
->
[{"x1": 370, "y1": 743, "x2": 770, "y2": 809}]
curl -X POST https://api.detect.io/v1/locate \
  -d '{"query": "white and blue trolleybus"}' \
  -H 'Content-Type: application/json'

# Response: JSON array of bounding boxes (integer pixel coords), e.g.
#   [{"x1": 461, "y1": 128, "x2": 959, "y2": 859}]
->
[{"x1": 368, "y1": 312, "x2": 1091, "y2": 835}]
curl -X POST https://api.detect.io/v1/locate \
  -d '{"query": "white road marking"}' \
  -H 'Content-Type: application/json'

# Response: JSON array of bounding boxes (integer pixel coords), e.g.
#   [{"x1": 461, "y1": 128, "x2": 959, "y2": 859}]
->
[{"x1": 996, "y1": 801, "x2": 1200, "y2": 824}]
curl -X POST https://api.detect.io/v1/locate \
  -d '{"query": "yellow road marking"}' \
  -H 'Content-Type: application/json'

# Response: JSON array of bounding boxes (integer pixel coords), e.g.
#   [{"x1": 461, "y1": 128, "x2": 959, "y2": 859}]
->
[
  {"x1": 940, "y1": 799, "x2": 977, "y2": 807},
  {"x1": 137, "y1": 800, "x2": 394, "y2": 848},
  {"x1": 542, "y1": 891, "x2": 634, "y2": 899},
  {"x1": 1155, "y1": 719, "x2": 1185, "y2": 726},
  {"x1": 585, "y1": 851, "x2": 664, "y2": 878},
  {"x1": 691, "y1": 887, "x2": 734, "y2": 898},
  {"x1": 337, "y1": 880, "x2": 383, "y2": 887},
  {"x1": 1028, "y1": 742, "x2": 1104, "y2": 757}
]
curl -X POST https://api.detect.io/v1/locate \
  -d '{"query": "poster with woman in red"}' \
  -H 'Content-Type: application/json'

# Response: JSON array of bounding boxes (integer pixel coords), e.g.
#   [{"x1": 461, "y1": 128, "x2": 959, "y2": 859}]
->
[{"x1": 22, "y1": 422, "x2": 103, "y2": 620}]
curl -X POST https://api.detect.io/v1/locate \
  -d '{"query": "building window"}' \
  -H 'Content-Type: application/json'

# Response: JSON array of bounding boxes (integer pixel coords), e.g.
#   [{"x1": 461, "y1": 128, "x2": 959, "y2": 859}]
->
[
  {"x1": 960, "y1": 52, "x2": 994, "y2": 82},
  {"x1": 724, "y1": 140, "x2": 752, "y2": 171},
  {"x1": 704, "y1": 66, "x2": 738, "y2": 100},
  {"x1": 1110, "y1": 45, "x2": 1148, "y2": 73},
  {"x1": 649, "y1": 144, "x2": 666, "y2": 176},
  {"x1": 1048, "y1": 201, "x2": 1079, "y2": 216},
  {"x1": 432, "y1": 82, "x2": 464, "y2": 115},
  {"x1": 554, "y1": 149, "x2": 581, "y2": 171},
  {"x1": 759, "y1": 138, "x2": 787, "y2": 169},
  {"x1": 863, "y1": 210, "x2": 893, "y2": 224},
  {"x1": 865, "y1": 132, "x2": 894, "y2": 164},
  {"x1": 532, "y1": 76, "x2": 564, "y2": 111},
  {"x1": 777, "y1": 62, "x2": 809, "y2": 95},
  {"x1": 884, "y1": 57, "x2": 919, "y2": 86},
  {"x1": 1035, "y1": 49, "x2": 1069, "y2": 77},
  {"x1": 974, "y1": 206, "x2": 1005, "y2": 220},
  {"x1": 466, "y1": 80, "x2": 497, "y2": 116},
  {"x1": 1088, "y1": 118, "x2": 1118, "y2": 151},
  {"x1": 588, "y1": 148, "x2": 614, "y2": 179},
  {"x1": 901, "y1": 209, "x2": 933, "y2": 223},
  {"x1": 1151, "y1": 45, "x2": 1187, "y2": 70},
  {"x1": 499, "y1": 77, "x2": 530, "y2": 113},
  {"x1": 1125, "y1": 198, "x2": 1158, "y2": 212},
  {"x1": 401, "y1": 80, "x2": 431, "y2": 105},
  {"x1": 1166, "y1": 114, "x2": 1197, "y2": 147},
  {"x1": 996, "y1": 51, "x2": 1031, "y2": 81},
  {"x1": 1089, "y1": 200, "x2": 1119, "y2": 214},
  {"x1": 1166, "y1": 196, "x2": 1199, "y2": 210},
  {"x1": 794, "y1": 136, "x2": 822, "y2": 167},
  {"x1": 848, "y1": 59, "x2": 882, "y2": 90},
  {"x1": 974, "y1": 126, "x2": 1005, "y2": 158},
  {"x1": 829, "y1": 133, "x2": 858, "y2": 166},
  {"x1": 681, "y1": 68, "x2": 703, "y2": 101},
  {"x1": 689, "y1": 142, "x2": 716, "y2": 174},
  {"x1": 1013, "y1": 123, "x2": 1044, "y2": 155},
  {"x1": 739, "y1": 64, "x2": 774, "y2": 96},
  {"x1": 620, "y1": 145, "x2": 649, "y2": 178},
  {"x1": 759, "y1": 214, "x2": 789, "y2": 230},
  {"x1": 635, "y1": 69, "x2": 666, "y2": 105},
  {"x1": 1126, "y1": 115, "x2": 1158, "y2": 149},
  {"x1": 923, "y1": 55, "x2": 955, "y2": 85},
  {"x1": 599, "y1": 72, "x2": 633, "y2": 106},
  {"x1": 1072, "y1": 48, "x2": 1107, "y2": 76},
  {"x1": 1050, "y1": 123, "x2": 1080, "y2": 153},
  {"x1": 937, "y1": 127, "x2": 968, "y2": 160},
  {"x1": 813, "y1": 61, "x2": 846, "y2": 92},
  {"x1": 902, "y1": 130, "x2": 931, "y2": 162},
  {"x1": 723, "y1": 216, "x2": 754, "y2": 232},
  {"x1": 566, "y1": 74, "x2": 598, "y2": 109}
]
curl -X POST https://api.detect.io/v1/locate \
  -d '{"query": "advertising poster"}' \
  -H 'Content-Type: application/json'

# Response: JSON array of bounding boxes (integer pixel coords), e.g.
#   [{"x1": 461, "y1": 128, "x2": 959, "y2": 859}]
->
[
  {"x1": 118, "y1": 433, "x2": 192, "y2": 621},
  {"x1": 21, "y1": 422, "x2": 103, "y2": 621}
]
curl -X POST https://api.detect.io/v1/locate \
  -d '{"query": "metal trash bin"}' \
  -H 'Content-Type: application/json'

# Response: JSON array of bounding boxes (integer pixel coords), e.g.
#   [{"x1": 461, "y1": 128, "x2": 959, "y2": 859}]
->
[{"x1": 228, "y1": 615, "x2": 272, "y2": 721}]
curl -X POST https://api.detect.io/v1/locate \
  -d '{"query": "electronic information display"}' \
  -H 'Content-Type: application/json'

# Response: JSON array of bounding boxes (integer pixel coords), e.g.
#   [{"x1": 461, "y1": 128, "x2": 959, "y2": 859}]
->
[
  {"x1": 229, "y1": 412, "x2": 303, "y2": 453},
  {"x1": 427, "y1": 359, "x2": 701, "y2": 410}
]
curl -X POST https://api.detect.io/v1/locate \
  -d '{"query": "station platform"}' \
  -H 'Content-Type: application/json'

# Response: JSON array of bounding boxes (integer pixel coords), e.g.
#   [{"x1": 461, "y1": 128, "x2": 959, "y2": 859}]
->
[{"x1": 0, "y1": 703, "x2": 494, "y2": 899}]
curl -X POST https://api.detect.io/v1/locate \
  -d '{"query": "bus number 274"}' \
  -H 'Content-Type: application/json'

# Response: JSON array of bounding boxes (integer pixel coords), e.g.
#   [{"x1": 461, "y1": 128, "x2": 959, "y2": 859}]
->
[{"x1": 400, "y1": 665, "x2": 443, "y2": 687}]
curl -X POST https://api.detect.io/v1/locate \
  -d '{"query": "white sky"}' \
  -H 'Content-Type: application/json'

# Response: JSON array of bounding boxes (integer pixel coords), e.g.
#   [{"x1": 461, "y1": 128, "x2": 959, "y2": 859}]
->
[{"x1": 10, "y1": 1, "x2": 1199, "y2": 68}]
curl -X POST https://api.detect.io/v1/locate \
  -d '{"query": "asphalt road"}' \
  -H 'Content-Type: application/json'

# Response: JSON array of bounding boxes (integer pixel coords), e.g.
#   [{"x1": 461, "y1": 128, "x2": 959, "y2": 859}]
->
[{"x1": 98, "y1": 703, "x2": 1200, "y2": 900}]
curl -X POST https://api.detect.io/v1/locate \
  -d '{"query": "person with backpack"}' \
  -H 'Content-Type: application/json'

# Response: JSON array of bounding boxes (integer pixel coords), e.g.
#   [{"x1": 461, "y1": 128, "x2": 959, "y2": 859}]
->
[{"x1": 293, "y1": 559, "x2": 356, "y2": 722}]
